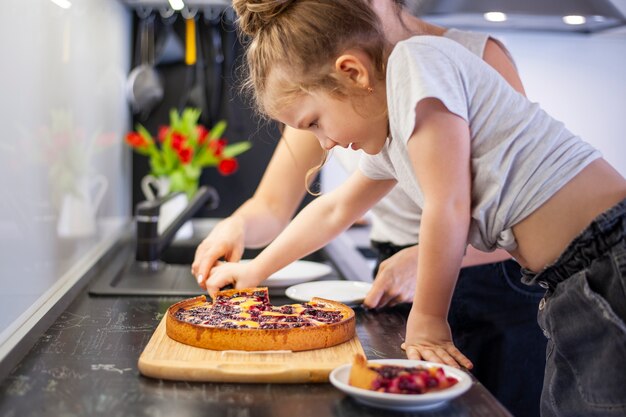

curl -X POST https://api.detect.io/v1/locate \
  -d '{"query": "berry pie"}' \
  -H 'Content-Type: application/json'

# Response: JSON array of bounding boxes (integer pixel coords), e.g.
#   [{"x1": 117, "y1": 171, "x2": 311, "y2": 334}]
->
[{"x1": 166, "y1": 287, "x2": 355, "y2": 351}]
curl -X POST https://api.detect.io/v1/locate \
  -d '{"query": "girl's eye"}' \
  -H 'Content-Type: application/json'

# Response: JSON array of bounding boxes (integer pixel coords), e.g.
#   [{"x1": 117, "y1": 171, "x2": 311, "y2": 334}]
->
[{"x1": 308, "y1": 121, "x2": 319, "y2": 128}]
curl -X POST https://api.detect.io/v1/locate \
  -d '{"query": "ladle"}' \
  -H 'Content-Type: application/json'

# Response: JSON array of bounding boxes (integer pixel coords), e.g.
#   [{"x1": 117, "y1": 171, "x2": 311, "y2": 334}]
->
[{"x1": 126, "y1": 10, "x2": 164, "y2": 121}]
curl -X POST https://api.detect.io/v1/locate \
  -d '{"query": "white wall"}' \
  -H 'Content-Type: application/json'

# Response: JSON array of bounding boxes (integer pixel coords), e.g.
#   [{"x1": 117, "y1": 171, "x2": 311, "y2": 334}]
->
[
  {"x1": 494, "y1": 29, "x2": 626, "y2": 177},
  {"x1": 0, "y1": 1, "x2": 132, "y2": 346}
]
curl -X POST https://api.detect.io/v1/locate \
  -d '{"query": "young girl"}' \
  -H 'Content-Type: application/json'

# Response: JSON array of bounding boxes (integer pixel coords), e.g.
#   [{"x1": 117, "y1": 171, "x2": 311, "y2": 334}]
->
[
  {"x1": 201, "y1": 1, "x2": 626, "y2": 415},
  {"x1": 192, "y1": 2, "x2": 544, "y2": 415}
]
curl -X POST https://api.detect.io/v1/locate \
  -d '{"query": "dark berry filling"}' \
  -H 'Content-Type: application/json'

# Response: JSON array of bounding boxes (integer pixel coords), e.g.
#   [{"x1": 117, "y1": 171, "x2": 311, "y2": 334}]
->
[
  {"x1": 370, "y1": 365, "x2": 458, "y2": 394},
  {"x1": 174, "y1": 295, "x2": 345, "y2": 329}
]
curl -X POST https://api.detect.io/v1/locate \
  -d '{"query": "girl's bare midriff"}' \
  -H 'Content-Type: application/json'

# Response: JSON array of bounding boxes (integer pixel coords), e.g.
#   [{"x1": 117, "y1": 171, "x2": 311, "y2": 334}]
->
[{"x1": 510, "y1": 158, "x2": 626, "y2": 273}]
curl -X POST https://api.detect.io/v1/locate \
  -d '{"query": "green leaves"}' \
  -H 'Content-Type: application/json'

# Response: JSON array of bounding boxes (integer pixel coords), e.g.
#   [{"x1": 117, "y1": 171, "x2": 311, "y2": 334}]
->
[
  {"x1": 223, "y1": 141, "x2": 252, "y2": 158},
  {"x1": 210, "y1": 120, "x2": 227, "y2": 139}
]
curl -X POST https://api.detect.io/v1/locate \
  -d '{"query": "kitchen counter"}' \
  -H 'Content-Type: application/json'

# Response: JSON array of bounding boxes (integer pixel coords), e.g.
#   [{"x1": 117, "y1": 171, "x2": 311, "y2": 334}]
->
[{"x1": 0, "y1": 231, "x2": 513, "y2": 417}]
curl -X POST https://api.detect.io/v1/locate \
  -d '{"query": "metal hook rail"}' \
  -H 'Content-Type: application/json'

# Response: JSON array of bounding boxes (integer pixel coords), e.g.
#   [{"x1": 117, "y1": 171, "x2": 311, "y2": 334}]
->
[{"x1": 121, "y1": 0, "x2": 231, "y2": 10}]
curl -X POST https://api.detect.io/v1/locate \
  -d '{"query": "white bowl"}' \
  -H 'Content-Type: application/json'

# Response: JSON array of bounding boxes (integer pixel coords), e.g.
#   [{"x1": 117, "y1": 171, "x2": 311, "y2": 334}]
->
[{"x1": 329, "y1": 359, "x2": 473, "y2": 411}]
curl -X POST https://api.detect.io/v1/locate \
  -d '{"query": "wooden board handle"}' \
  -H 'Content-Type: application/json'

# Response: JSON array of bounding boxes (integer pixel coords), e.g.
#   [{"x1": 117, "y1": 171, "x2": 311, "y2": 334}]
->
[{"x1": 216, "y1": 363, "x2": 291, "y2": 375}]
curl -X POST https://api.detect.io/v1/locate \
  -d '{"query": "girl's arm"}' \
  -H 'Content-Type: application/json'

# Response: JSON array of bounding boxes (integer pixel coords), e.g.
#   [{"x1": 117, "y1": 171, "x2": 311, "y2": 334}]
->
[
  {"x1": 192, "y1": 126, "x2": 323, "y2": 280},
  {"x1": 403, "y1": 97, "x2": 473, "y2": 369},
  {"x1": 202, "y1": 172, "x2": 396, "y2": 298}
]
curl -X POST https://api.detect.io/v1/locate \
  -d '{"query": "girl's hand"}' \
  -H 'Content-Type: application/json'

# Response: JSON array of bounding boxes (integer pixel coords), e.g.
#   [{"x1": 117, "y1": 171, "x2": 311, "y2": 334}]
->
[
  {"x1": 200, "y1": 261, "x2": 264, "y2": 299},
  {"x1": 402, "y1": 310, "x2": 473, "y2": 369},
  {"x1": 363, "y1": 245, "x2": 419, "y2": 309},
  {"x1": 191, "y1": 216, "x2": 245, "y2": 287}
]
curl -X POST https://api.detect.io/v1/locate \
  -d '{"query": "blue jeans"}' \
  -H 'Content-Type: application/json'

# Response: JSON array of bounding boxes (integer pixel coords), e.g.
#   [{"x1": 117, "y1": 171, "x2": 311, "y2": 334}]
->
[
  {"x1": 372, "y1": 241, "x2": 546, "y2": 417},
  {"x1": 521, "y1": 198, "x2": 626, "y2": 417}
]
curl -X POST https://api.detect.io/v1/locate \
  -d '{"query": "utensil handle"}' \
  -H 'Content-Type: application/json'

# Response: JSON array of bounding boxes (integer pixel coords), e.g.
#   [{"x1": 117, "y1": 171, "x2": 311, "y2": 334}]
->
[{"x1": 185, "y1": 17, "x2": 196, "y2": 66}]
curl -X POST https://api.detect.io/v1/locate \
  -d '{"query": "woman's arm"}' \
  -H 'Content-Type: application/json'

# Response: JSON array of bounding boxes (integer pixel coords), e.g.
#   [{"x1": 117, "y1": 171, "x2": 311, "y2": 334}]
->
[
  {"x1": 202, "y1": 172, "x2": 396, "y2": 297},
  {"x1": 230, "y1": 126, "x2": 324, "y2": 247},
  {"x1": 403, "y1": 98, "x2": 473, "y2": 368},
  {"x1": 484, "y1": 38, "x2": 526, "y2": 96},
  {"x1": 192, "y1": 126, "x2": 323, "y2": 280},
  {"x1": 224, "y1": 127, "x2": 324, "y2": 247}
]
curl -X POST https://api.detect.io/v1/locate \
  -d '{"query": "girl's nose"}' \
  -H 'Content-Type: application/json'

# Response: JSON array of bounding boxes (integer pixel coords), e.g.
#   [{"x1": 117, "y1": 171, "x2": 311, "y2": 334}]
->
[{"x1": 319, "y1": 136, "x2": 336, "y2": 151}]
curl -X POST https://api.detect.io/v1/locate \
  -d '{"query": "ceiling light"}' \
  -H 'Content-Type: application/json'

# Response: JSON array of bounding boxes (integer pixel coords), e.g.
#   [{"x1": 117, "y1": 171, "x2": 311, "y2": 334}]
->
[
  {"x1": 168, "y1": 0, "x2": 185, "y2": 11},
  {"x1": 484, "y1": 12, "x2": 507, "y2": 22},
  {"x1": 563, "y1": 15, "x2": 587, "y2": 25},
  {"x1": 50, "y1": 0, "x2": 71, "y2": 9}
]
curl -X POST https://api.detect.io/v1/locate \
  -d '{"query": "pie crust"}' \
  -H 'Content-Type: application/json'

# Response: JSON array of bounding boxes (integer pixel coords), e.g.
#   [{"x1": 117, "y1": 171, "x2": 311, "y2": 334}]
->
[
  {"x1": 348, "y1": 353, "x2": 381, "y2": 390},
  {"x1": 165, "y1": 287, "x2": 356, "y2": 351}
]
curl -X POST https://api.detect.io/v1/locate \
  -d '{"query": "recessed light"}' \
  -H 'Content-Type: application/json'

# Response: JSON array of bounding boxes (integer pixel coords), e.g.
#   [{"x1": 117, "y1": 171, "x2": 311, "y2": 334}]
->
[
  {"x1": 168, "y1": 0, "x2": 185, "y2": 11},
  {"x1": 50, "y1": 0, "x2": 71, "y2": 9},
  {"x1": 484, "y1": 12, "x2": 507, "y2": 22},
  {"x1": 563, "y1": 15, "x2": 587, "y2": 25}
]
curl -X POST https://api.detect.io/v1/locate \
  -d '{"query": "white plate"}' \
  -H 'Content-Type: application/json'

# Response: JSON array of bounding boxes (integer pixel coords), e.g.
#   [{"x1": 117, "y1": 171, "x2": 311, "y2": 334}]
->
[
  {"x1": 239, "y1": 260, "x2": 333, "y2": 288},
  {"x1": 285, "y1": 280, "x2": 372, "y2": 305},
  {"x1": 329, "y1": 359, "x2": 472, "y2": 411}
]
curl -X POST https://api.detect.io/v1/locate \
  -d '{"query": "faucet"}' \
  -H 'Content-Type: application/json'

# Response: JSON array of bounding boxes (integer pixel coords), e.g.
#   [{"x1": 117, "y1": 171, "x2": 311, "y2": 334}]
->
[{"x1": 134, "y1": 185, "x2": 219, "y2": 266}]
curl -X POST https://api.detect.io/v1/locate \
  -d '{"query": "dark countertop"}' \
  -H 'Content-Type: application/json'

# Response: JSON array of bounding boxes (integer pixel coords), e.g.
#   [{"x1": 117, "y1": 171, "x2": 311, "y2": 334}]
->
[{"x1": 0, "y1": 240, "x2": 513, "y2": 417}]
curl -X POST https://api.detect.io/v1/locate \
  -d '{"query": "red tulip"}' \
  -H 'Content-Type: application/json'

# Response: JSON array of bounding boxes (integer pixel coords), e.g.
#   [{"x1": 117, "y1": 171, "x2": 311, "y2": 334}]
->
[
  {"x1": 158, "y1": 126, "x2": 170, "y2": 143},
  {"x1": 218, "y1": 158, "x2": 238, "y2": 175},
  {"x1": 171, "y1": 132, "x2": 186, "y2": 151},
  {"x1": 197, "y1": 125, "x2": 209, "y2": 145},
  {"x1": 125, "y1": 132, "x2": 148, "y2": 148},
  {"x1": 209, "y1": 138, "x2": 227, "y2": 156},
  {"x1": 178, "y1": 146, "x2": 193, "y2": 164}
]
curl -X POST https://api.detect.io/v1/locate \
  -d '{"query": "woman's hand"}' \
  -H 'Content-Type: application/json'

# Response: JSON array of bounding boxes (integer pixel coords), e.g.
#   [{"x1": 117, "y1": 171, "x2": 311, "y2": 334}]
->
[
  {"x1": 363, "y1": 245, "x2": 419, "y2": 309},
  {"x1": 200, "y1": 261, "x2": 264, "y2": 299},
  {"x1": 191, "y1": 216, "x2": 246, "y2": 286},
  {"x1": 402, "y1": 309, "x2": 473, "y2": 369}
]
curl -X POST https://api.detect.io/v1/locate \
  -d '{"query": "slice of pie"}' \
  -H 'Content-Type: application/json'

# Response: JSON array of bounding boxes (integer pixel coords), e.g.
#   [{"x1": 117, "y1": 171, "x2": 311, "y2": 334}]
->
[
  {"x1": 166, "y1": 287, "x2": 355, "y2": 351},
  {"x1": 348, "y1": 354, "x2": 459, "y2": 394}
]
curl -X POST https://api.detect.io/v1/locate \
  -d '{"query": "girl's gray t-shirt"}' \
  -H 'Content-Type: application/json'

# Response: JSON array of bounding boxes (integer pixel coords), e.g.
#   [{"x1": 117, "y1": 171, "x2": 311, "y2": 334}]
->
[
  {"x1": 359, "y1": 35, "x2": 600, "y2": 252},
  {"x1": 334, "y1": 28, "x2": 500, "y2": 246}
]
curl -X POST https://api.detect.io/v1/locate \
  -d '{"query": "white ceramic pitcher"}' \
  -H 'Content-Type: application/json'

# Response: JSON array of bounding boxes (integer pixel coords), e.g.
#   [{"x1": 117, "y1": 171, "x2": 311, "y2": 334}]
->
[{"x1": 57, "y1": 175, "x2": 108, "y2": 238}]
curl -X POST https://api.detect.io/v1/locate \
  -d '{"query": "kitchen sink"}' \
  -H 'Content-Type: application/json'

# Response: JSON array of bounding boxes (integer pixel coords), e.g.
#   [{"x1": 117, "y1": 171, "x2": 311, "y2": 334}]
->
[
  {"x1": 89, "y1": 237, "x2": 343, "y2": 297},
  {"x1": 89, "y1": 204, "x2": 371, "y2": 297}
]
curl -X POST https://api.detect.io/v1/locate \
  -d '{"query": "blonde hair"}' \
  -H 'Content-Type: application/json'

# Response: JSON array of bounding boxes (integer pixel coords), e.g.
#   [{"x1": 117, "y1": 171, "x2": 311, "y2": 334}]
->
[
  {"x1": 233, "y1": 0, "x2": 391, "y2": 194},
  {"x1": 232, "y1": 0, "x2": 390, "y2": 117}
]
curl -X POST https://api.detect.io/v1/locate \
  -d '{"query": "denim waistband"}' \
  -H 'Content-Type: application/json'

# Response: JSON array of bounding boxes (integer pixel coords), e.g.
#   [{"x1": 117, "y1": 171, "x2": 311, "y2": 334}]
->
[
  {"x1": 521, "y1": 197, "x2": 626, "y2": 290},
  {"x1": 370, "y1": 240, "x2": 415, "y2": 259}
]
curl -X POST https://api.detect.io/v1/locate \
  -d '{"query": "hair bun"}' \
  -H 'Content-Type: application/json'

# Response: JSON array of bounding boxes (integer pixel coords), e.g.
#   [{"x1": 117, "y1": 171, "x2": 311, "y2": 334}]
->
[{"x1": 232, "y1": 0, "x2": 297, "y2": 37}]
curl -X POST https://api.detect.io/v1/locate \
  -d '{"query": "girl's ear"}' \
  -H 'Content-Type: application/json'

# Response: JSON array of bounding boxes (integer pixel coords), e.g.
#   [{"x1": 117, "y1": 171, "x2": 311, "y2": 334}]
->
[{"x1": 335, "y1": 52, "x2": 371, "y2": 90}]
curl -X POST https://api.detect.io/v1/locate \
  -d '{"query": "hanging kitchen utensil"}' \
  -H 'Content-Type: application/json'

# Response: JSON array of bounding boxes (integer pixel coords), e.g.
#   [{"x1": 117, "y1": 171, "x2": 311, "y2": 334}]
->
[
  {"x1": 126, "y1": 10, "x2": 164, "y2": 121},
  {"x1": 155, "y1": 7, "x2": 185, "y2": 66},
  {"x1": 205, "y1": 6, "x2": 225, "y2": 124},
  {"x1": 178, "y1": 9, "x2": 200, "y2": 115},
  {"x1": 186, "y1": 17, "x2": 210, "y2": 125}
]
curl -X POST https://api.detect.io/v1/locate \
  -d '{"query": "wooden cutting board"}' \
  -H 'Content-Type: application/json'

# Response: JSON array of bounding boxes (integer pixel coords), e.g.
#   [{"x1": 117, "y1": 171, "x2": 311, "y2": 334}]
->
[{"x1": 138, "y1": 316, "x2": 365, "y2": 383}]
